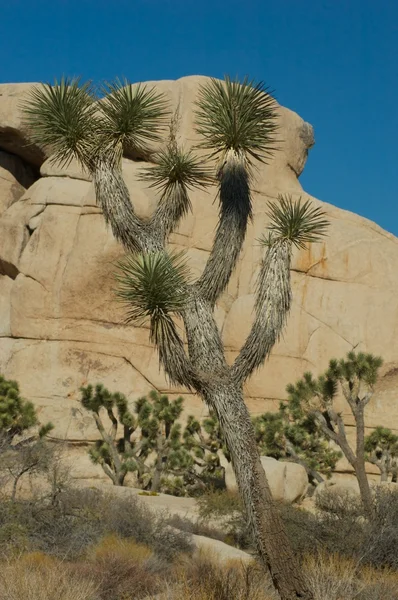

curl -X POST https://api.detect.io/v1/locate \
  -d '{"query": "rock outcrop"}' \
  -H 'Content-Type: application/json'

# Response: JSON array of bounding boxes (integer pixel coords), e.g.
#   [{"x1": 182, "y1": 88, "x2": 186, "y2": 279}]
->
[{"x1": 1, "y1": 76, "x2": 398, "y2": 483}]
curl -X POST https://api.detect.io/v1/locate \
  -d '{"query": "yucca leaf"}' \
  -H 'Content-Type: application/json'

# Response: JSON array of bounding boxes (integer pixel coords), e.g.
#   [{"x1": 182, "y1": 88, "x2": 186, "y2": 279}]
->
[
  {"x1": 262, "y1": 195, "x2": 329, "y2": 249},
  {"x1": 116, "y1": 249, "x2": 190, "y2": 335},
  {"x1": 142, "y1": 144, "x2": 213, "y2": 234},
  {"x1": 21, "y1": 77, "x2": 98, "y2": 169},
  {"x1": 141, "y1": 145, "x2": 213, "y2": 196},
  {"x1": 99, "y1": 78, "x2": 170, "y2": 161},
  {"x1": 194, "y1": 76, "x2": 278, "y2": 165}
]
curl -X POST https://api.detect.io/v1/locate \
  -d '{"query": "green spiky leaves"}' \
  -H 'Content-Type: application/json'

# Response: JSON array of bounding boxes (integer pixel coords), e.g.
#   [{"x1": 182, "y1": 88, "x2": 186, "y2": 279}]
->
[
  {"x1": 327, "y1": 351, "x2": 383, "y2": 388},
  {"x1": 141, "y1": 144, "x2": 213, "y2": 226},
  {"x1": 116, "y1": 250, "x2": 190, "y2": 345},
  {"x1": 141, "y1": 145, "x2": 212, "y2": 197},
  {"x1": 99, "y1": 79, "x2": 169, "y2": 162},
  {"x1": 22, "y1": 77, "x2": 169, "y2": 170},
  {"x1": 263, "y1": 195, "x2": 329, "y2": 249},
  {"x1": 194, "y1": 76, "x2": 278, "y2": 165},
  {"x1": 22, "y1": 77, "x2": 97, "y2": 168}
]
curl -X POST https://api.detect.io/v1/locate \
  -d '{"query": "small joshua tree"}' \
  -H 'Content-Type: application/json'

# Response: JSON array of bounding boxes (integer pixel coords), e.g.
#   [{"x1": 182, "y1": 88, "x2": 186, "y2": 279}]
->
[
  {"x1": 365, "y1": 426, "x2": 398, "y2": 483},
  {"x1": 81, "y1": 384, "x2": 204, "y2": 491},
  {"x1": 0, "y1": 374, "x2": 53, "y2": 501},
  {"x1": 286, "y1": 351, "x2": 383, "y2": 517},
  {"x1": 23, "y1": 75, "x2": 330, "y2": 599},
  {"x1": 80, "y1": 383, "x2": 139, "y2": 486},
  {"x1": 253, "y1": 407, "x2": 341, "y2": 485},
  {"x1": 135, "y1": 390, "x2": 192, "y2": 492},
  {"x1": 0, "y1": 375, "x2": 38, "y2": 446}
]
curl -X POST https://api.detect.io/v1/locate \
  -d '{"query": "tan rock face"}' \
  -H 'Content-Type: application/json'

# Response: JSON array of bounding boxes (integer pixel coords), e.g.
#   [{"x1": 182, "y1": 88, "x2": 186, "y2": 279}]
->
[{"x1": 0, "y1": 75, "x2": 397, "y2": 483}]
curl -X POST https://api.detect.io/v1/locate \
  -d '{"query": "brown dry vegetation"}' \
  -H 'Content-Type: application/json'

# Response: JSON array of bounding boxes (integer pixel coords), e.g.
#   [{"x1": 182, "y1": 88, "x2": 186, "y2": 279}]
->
[
  {"x1": 1, "y1": 549, "x2": 398, "y2": 600},
  {"x1": 1, "y1": 484, "x2": 398, "y2": 599}
]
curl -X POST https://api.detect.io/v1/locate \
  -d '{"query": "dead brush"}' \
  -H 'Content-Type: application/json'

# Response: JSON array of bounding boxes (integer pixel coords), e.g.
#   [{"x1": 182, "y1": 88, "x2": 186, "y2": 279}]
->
[
  {"x1": 163, "y1": 551, "x2": 278, "y2": 600},
  {"x1": 303, "y1": 552, "x2": 398, "y2": 600},
  {"x1": 0, "y1": 557, "x2": 98, "y2": 600},
  {"x1": 74, "y1": 534, "x2": 166, "y2": 600}
]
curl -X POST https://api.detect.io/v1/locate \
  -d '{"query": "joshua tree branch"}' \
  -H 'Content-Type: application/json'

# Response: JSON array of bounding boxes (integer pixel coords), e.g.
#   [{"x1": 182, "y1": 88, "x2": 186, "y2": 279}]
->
[
  {"x1": 312, "y1": 410, "x2": 357, "y2": 466},
  {"x1": 93, "y1": 162, "x2": 162, "y2": 253},
  {"x1": 285, "y1": 439, "x2": 324, "y2": 484},
  {"x1": 195, "y1": 153, "x2": 251, "y2": 305},
  {"x1": 154, "y1": 317, "x2": 199, "y2": 390},
  {"x1": 106, "y1": 408, "x2": 118, "y2": 442},
  {"x1": 232, "y1": 239, "x2": 292, "y2": 383},
  {"x1": 148, "y1": 183, "x2": 190, "y2": 246},
  {"x1": 92, "y1": 412, "x2": 124, "y2": 478}
]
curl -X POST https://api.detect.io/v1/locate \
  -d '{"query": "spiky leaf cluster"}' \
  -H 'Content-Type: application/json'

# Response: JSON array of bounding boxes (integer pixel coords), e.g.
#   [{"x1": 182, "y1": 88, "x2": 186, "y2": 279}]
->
[
  {"x1": 263, "y1": 195, "x2": 329, "y2": 250},
  {"x1": 116, "y1": 250, "x2": 190, "y2": 345},
  {"x1": 327, "y1": 351, "x2": 383, "y2": 389},
  {"x1": 21, "y1": 77, "x2": 97, "y2": 168},
  {"x1": 81, "y1": 383, "x2": 136, "y2": 427},
  {"x1": 194, "y1": 76, "x2": 278, "y2": 165},
  {"x1": 365, "y1": 427, "x2": 398, "y2": 456},
  {"x1": 183, "y1": 414, "x2": 224, "y2": 462},
  {"x1": 79, "y1": 385, "x2": 231, "y2": 494},
  {"x1": 22, "y1": 78, "x2": 169, "y2": 170},
  {"x1": 287, "y1": 352, "x2": 383, "y2": 416},
  {"x1": 0, "y1": 375, "x2": 38, "y2": 442},
  {"x1": 141, "y1": 145, "x2": 212, "y2": 198},
  {"x1": 134, "y1": 390, "x2": 185, "y2": 456},
  {"x1": 99, "y1": 79, "x2": 170, "y2": 162}
]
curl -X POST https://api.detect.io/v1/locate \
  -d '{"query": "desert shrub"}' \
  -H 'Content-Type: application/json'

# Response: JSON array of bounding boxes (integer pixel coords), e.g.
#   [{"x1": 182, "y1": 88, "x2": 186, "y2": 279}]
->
[
  {"x1": 0, "y1": 487, "x2": 193, "y2": 561},
  {"x1": 168, "y1": 552, "x2": 277, "y2": 600},
  {"x1": 358, "y1": 486, "x2": 398, "y2": 570},
  {"x1": 303, "y1": 553, "x2": 398, "y2": 600},
  {"x1": 0, "y1": 558, "x2": 98, "y2": 600},
  {"x1": 314, "y1": 486, "x2": 398, "y2": 569},
  {"x1": 195, "y1": 486, "x2": 398, "y2": 571},
  {"x1": 77, "y1": 535, "x2": 165, "y2": 600},
  {"x1": 196, "y1": 489, "x2": 252, "y2": 549}
]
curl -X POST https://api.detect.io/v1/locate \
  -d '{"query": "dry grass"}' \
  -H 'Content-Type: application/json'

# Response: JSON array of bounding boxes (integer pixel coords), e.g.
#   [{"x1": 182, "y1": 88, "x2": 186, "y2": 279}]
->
[
  {"x1": 0, "y1": 558, "x2": 98, "y2": 600},
  {"x1": 150, "y1": 551, "x2": 277, "y2": 600},
  {"x1": 2, "y1": 548, "x2": 398, "y2": 600},
  {"x1": 88, "y1": 534, "x2": 153, "y2": 563},
  {"x1": 303, "y1": 553, "x2": 398, "y2": 600}
]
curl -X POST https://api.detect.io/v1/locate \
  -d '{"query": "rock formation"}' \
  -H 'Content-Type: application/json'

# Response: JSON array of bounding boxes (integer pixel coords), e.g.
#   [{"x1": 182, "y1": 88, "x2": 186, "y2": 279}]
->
[{"x1": 1, "y1": 76, "x2": 398, "y2": 482}]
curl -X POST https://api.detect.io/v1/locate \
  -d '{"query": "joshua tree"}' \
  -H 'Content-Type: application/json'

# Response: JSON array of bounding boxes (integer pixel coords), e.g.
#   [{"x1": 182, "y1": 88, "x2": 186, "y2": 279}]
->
[
  {"x1": 287, "y1": 351, "x2": 383, "y2": 517},
  {"x1": 23, "y1": 76, "x2": 329, "y2": 600},
  {"x1": 365, "y1": 426, "x2": 398, "y2": 483},
  {"x1": 81, "y1": 384, "x2": 194, "y2": 490},
  {"x1": 253, "y1": 407, "x2": 341, "y2": 485},
  {"x1": 0, "y1": 375, "x2": 38, "y2": 446},
  {"x1": 0, "y1": 374, "x2": 53, "y2": 500},
  {"x1": 81, "y1": 384, "x2": 227, "y2": 494}
]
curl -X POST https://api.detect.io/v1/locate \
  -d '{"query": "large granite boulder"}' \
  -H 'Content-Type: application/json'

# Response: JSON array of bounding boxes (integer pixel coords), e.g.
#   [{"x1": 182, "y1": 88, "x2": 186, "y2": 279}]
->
[
  {"x1": 0, "y1": 76, "x2": 397, "y2": 483},
  {"x1": 225, "y1": 457, "x2": 308, "y2": 503}
]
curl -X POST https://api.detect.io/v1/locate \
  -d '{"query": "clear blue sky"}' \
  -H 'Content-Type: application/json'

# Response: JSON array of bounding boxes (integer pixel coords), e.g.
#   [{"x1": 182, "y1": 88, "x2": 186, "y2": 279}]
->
[{"x1": 1, "y1": 1, "x2": 397, "y2": 235}]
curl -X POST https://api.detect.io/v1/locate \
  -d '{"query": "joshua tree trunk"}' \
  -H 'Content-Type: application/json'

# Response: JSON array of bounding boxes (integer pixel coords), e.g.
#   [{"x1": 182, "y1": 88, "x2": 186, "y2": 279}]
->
[
  {"x1": 205, "y1": 383, "x2": 311, "y2": 599},
  {"x1": 314, "y1": 402, "x2": 374, "y2": 517},
  {"x1": 355, "y1": 407, "x2": 374, "y2": 517}
]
